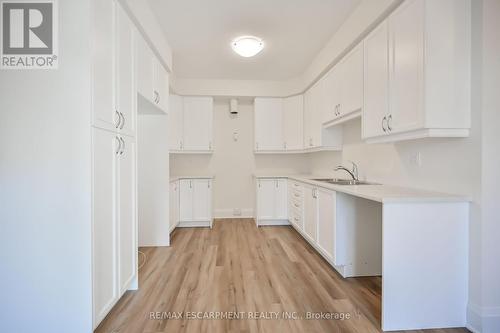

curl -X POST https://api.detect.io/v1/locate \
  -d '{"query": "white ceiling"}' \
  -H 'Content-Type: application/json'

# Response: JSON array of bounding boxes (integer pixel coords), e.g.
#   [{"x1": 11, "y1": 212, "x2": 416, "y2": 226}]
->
[{"x1": 148, "y1": 0, "x2": 361, "y2": 81}]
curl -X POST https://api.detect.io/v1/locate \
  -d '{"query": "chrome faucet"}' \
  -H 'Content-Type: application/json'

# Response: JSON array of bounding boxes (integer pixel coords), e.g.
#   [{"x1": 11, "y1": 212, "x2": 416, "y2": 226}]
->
[{"x1": 334, "y1": 161, "x2": 359, "y2": 181}]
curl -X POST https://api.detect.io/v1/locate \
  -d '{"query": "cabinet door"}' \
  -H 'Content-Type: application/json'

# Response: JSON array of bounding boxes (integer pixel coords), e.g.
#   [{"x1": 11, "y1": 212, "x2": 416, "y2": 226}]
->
[
  {"x1": 192, "y1": 180, "x2": 211, "y2": 221},
  {"x1": 257, "y1": 179, "x2": 276, "y2": 220},
  {"x1": 92, "y1": 0, "x2": 116, "y2": 131},
  {"x1": 310, "y1": 81, "x2": 323, "y2": 147},
  {"x1": 282, "y1": 95, "x2": 304, "y2": 150},
  {"x1": 303, "y1": 89, "x2": 313, "y2": 148},
  {"x1": 155, "y1": 61, "x2": 169, "y2": 112},
  {"x1": 115, "y1": 3, "x2": 136, "y2": 136},
  {"x1": 303, "y1": 186, "x2": 318, "y2": 243},
  {"x1": 274, "y1": 179, "x2": 288, "y2": 220},
  {"x1": 118, "y1": 135, "x2": 136, "y2": 293},
  {"x1": 317, "y1": 189, "x2": 336, "y2": 262},
  {"x1": 183, "y1": 97, "x2": 213, "y2": 151},
  {"x1": 168, "y1": 94, "x2": 183, "y2": 150},
  {"x1": 179, "y1": 179, "x2": 193, "y2": 221},
  {"x1": 322, "y1": 66, "x2": 340, "y2": 124},
  {"x1": 136, "y1": 33, "x2": 155, "y2": 103},
  {"x1": 339, "y1": 44, "x2": 363, "y2": 117},
  {"x1": 169, "y1": 182, "x2": 179, "y2": 230},
  {"x1": 254, "y1": 98, "x2": 283, "y2": 150},
  {"x1": 389, "y1": 0, "x2": 424, "y2": 133},
  {"x1": 92, "y1": 128, "x2": 119, "y2": 325},
  {"x1": 363, "y1": 20, "x2": 389, "y2": 139}
]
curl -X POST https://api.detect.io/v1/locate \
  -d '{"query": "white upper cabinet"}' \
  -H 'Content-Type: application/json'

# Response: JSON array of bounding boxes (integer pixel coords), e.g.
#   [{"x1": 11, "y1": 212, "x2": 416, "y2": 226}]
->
[
  {"x1": 168, "y1": 94, "x2": 184, "y2": 151},
  {"x1": 303, "y1": 79, "x2": 343, "y2": 151},
  {"x1": 282, "y1": 95, "x2": 304, "y2": 151},
  {"x1": 254, "y1": 97, "x2": 284, "y2": 151},
  {"x1": 136, "y1": 33, "x2": 169, "y2": 113},
  {"x1": 115, "y1": 3, "x2": 136, "y2": 136},
  {"x1": 183, "y1": 97, "x2": 214, "y2": 151},
  {"x1": 92, "y1": 0, "x2": 115, "y2": 132},
  {"x1": 363, "y1": 0, "x2": 471, "y2": 143},
  {"x1": 389, "y1": 0, "x2": 424, "y2": 134},
  {"x1": 168, "y1": 95, "x2": 213, "y2": 152},
  {"x1": 323, "y1": 44, "x2": 363, "y2": 126},
  {"x1": 338, "y1": 44, "x2": 364, "y2": 119},
  {"x1": 363, "y1": 20, "x2": 390, "y2": 139}
]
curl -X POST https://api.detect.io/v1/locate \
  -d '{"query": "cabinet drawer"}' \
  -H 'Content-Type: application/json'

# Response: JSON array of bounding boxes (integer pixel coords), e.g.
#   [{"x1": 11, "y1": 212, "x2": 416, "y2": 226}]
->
[
  {"x1": 291, "y1": 189, "x2": 303, "y2": 200},
  {"x1": 290, "y1": 182, "x2": 303, "y2": 191},
  {"x1": 290, "y1": 197, "x2": 302, "y2": 210}
]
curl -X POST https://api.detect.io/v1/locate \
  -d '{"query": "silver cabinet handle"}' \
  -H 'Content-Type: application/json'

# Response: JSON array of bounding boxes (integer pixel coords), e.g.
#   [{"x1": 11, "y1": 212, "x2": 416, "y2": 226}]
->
[
  {"x1": 338, "y1": 104, "x2": 341, "y2": 116},
  {"x1": 115, "y1": 136, "x2": 121, "y2": 155},
  {"x1": 119, "y1": 112, "x2": 125, "y2": 129},
  {"x1": 294, "y1": 217, "x2": 299, "y2": 221},
  {"x1": 294, "y1": 193, "x2": 300, "y2": 197},
  {"x1": 190, "y1": 180, "x2": 192, "y2": 188},
  {"x1": 387, "y1": 115, "x2": 392, "y2": 131},
  {"x1": 382, "y1": 116, "x2": 387, "y2": 132},
  {"x1": 275, "y1": 180, "x2": 278, "y2": 188},
  {"x1": 158, "y1": 93, "x2": 160, "y2": 104},
  {"x1": 209, "y1": 141, "x2": 212, "y2": 150},
  {"x1": 256, "y1": 142, "x2": 259, "y2": 150},
  {"x1": 115, "y1": 110, "x2": 121, "y2": 128},
  {"x1": 284, "y1": 142, "x2": 287, "y2": 150},
  {"x1": 294, "y1": 203, "x2": 299, "y2": 208},
  {"x1": 119, "y1": 137, "x2": 125, "y2": 155},
  {"x1": 180, "y1": 141, "x2": 183, "y2": 150}
]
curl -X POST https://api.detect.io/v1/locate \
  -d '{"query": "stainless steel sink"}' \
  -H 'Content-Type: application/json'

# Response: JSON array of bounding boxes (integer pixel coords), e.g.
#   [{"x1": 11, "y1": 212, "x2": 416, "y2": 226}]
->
[{"x1": 311, "y1": 178, "x2": 379, "y2": 185}]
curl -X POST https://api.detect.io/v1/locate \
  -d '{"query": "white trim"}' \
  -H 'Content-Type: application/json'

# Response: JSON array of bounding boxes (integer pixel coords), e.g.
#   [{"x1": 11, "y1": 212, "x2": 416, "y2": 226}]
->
[
  {"x1": 177, "y1": 221, "x2": 211, "y2": 228},
  {"x1": 364, "y1": 128, "x2": 470, "y2": 144},
  {"x1": 467, "y1": 302, "x2": 500, "y2": 333},
  {"x1": 257, "y1": 219, "x2": 290, "y2": 226},
  {"x1": 323, "y1": 110, "x2": 362, "y2": 128}
]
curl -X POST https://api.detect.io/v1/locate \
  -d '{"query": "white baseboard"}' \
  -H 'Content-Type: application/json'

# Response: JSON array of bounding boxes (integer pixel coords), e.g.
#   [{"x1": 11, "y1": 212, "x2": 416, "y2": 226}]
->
[
  {"x1": 467, "y1": 302, "x2": 500, "y2": 333},
  {"x1": 177, "y1": 221, "x2": 211, "y2": 228},
  {"x1": 214, "y1": 208, "x2": 254, "y2": 219},
  {"x1": 257, "y1": 219, "x2": 290, "y2": 226}
]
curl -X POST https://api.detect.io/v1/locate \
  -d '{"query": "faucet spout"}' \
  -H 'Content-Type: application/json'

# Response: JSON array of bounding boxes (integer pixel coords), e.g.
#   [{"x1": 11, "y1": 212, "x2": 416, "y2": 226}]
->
[{"x1": 334, "y1": 161, "x2": 359, "y2": 181}]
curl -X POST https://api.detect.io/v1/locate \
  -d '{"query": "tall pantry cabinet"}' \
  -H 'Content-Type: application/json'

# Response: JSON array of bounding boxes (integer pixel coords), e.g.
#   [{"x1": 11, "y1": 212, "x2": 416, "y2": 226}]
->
[{"x1": 92, "y1": 0, "x2": 138, "y2": 328}]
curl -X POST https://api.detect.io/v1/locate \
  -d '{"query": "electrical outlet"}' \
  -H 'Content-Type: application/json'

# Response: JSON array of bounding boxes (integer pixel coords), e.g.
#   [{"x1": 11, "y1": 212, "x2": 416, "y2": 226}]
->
[
  {"x1": 233, "y1": 208, "x2": 242, "y2": 216},
  {"x1": 409, "y1": 152, "x2": 422, "y2": 167}
]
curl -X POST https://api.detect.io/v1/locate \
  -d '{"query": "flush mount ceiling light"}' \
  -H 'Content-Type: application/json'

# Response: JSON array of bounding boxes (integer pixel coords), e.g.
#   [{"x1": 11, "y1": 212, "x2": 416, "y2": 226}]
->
[{"x1": 231, "y1": 36, "x2": 264, "y2": 57}]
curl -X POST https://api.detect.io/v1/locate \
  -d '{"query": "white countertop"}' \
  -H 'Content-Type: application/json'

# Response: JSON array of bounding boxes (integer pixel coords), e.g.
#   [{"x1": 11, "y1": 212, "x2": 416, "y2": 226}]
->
[
  {"x1": 254, "y1": 174, "x2": 470, "y2": 203},
  {"x1": 170, "y1": 175, "x2": 214, "y2": 183}
]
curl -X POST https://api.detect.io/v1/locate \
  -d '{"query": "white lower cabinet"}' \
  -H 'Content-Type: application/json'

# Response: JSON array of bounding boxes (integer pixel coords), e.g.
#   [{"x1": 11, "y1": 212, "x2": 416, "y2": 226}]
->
[
  {"x1": 92, "y1": 128, "x2": 137, "y2": 327},
  {"x1": 288, "y1": 181, "x2": 304, "y2": 231},
  {"x1": 169, "y1": 181, "x2": 179, "y2": 232},
  {"x1": 178, "y1": 178, "x2": 213, "y2": 227},
  {"x1": 316, "y1": 188, "x2": 336, "y2": 263},
  {"x1": 256, "y1": 178, "x2": 288, "y2": 225},
  {"x1": 303, "y1": 185, "x2": 318, "y2": 243}
]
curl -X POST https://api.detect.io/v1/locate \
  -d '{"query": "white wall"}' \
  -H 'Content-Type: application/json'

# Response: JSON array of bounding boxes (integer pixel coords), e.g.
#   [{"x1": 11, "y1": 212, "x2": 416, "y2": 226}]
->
[
  {"x1": 479, "y1": 0, "x2": 500, "y2": 331},
  {"x1": 138, "y1": 114, "x2": 170, "y2": 246},
  {"x1": 0, "y1": 1, "x2": 93, "y2": 332},
  {"x1": 170, "y1": 100, "x2": 309, "y2": 217},
  {"x1": 120, "y1": 0, "x2": 173, "y2": 72}
]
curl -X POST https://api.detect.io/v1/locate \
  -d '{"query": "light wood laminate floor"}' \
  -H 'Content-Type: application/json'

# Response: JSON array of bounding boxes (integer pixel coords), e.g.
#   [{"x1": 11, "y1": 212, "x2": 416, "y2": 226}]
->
[{"x1": 96, "y1": 219, "x2": 469, "y2": 333}]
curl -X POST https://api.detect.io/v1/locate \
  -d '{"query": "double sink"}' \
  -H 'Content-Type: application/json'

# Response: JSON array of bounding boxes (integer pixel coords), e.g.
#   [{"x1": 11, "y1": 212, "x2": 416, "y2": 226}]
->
[{"x1": 312, "y1": 178, "x2": 379, "y2": 186}]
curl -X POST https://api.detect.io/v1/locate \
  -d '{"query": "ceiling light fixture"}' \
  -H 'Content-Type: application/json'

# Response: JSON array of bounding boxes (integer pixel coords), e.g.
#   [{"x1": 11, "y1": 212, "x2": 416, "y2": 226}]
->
[{"x1": 231, "y1": 36, "x2": 264, "y2": 57}]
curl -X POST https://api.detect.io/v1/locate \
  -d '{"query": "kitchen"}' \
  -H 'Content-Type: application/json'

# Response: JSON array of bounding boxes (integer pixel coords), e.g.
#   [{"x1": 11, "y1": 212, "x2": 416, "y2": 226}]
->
[{"x1": 0, "y1": 0, "x2": 499, "y2": 333}]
